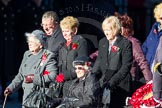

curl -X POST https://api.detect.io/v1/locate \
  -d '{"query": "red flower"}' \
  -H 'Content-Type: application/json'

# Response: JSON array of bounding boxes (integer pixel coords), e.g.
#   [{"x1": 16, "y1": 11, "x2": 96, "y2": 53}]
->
[
  {"x1": 72, "y1": 42, "x2": 79, "y2": 50},
  {"x1": 40, "y1": 52, "x2": 47, "y2": 66},
  {"x1": 43, "y1": 70, "x2": 50, "y2": 75},
  {"x1": 56, "y1": 73, "x2": 64, "y2": 83},
  {"x1": 111, "y1": 45, "x2": 120, "y2": 52},
  {"x1": 128, "y1": 83, "x2": 158, "y2": 107},
  {"x1": 42, "y1": 53, "x2": 47, "y2": 61},
  {"x1": 153, "y1": 29, "x2": 157, "y2": 34}
]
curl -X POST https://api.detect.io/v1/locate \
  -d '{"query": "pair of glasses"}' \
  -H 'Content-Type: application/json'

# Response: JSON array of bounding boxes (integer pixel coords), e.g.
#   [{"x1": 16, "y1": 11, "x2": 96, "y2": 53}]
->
[
  {"x1": 74, "y1": 67, "x2": 85, "y2": 70},
  {"x1": 41, "y1": 23, "x2": 54, "y2": 29}
]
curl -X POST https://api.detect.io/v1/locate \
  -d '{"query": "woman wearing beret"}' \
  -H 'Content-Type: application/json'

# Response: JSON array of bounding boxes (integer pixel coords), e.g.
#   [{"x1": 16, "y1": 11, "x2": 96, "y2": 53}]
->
[{"x1": 57, "y1": 56, "x2": 101, "y2": 108}]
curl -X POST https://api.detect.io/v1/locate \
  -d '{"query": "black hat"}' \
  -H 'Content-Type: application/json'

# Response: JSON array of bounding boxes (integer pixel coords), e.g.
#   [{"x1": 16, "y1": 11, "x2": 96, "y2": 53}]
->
[
  {"x1": 73, "y1": 56, "x2": 90, "y2": 66},
  {"x1": 25, "y1": 29, "x2": 46, "y2": 44}
]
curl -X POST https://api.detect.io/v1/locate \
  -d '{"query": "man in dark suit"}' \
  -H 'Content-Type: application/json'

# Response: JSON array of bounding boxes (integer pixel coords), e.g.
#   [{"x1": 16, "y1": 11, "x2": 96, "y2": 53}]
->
[
  {"x1": 41, "y1": 11, "x2": 66, "y2": 57},
  {"x1": 93, "y1": 16, "x2": 133, "y2": 108}
]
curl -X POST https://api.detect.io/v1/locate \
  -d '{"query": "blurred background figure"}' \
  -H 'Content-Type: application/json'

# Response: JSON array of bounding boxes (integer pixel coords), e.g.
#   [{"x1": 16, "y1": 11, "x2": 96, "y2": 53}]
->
[
  {"x1": 151, "y1": 3, "x2": 162, "y2": 106},
  {"x1": 142, "y1": 2, "x2": 162, "y2": 70},
  {"x1": 116, "y1": 13, "x2": 152, "y2": 93}
]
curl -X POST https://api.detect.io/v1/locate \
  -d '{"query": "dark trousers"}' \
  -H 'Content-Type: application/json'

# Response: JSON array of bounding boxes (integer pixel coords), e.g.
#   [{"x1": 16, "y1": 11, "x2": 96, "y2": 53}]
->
[
  {"x1": 131, "y1": 79, "x2": 145, "y2": 95},
  {"x1": 110, "y1": 88, "x2": 130, "y2": 108}
]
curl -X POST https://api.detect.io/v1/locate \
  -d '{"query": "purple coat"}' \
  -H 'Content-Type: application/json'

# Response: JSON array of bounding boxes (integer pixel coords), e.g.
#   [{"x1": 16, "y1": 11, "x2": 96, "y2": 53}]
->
[{"x1": 127, "y1": 36, "x2": 152, "y2": 83}]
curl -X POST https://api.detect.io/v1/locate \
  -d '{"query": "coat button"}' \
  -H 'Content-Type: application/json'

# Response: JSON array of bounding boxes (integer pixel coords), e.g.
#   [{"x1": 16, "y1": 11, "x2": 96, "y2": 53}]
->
[{"x1": 23, "y1": 87, "x2": 25, "y2": 90}]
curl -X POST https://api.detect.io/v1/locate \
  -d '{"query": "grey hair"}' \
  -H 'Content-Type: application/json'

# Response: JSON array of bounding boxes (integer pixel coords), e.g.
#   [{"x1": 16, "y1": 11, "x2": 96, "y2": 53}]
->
[{"x1": 42, "y1": 11, "x2": 59, "y2": 23}]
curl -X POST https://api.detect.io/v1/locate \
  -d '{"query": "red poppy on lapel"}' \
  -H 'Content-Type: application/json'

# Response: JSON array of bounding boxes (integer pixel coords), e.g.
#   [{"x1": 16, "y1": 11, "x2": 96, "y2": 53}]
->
[
  {"x1": 72, "y1": 42, "x2": 79, "y2": 50},
  {"x1": 42, "y1": 53, "x2": 47, "y2": 62},
  {"x1": 43, "y1": 70, "x2": 50, "y2": 75},
  {"x1": 111, "y1": 45, "x2": 120, "y2": 52},
  {"x1": 40, "y1": 52, "x2": 47, "y2": 66},
  {"x1": 153, "y1": 29, "x2": 157, "y2": 34}
]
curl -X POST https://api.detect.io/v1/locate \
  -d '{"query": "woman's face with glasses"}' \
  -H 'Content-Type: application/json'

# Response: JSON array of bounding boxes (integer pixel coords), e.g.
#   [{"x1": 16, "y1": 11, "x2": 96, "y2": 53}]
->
[{"x1": 74, "y1": 65, "x2": 86, "y2": 78}]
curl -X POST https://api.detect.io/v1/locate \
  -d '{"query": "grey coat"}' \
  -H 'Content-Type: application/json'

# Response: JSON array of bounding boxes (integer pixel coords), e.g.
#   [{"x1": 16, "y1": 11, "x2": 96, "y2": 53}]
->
[
  {"x1": 152, "y1": 36, "x2": 162, "y2": 100},
  {"x1": 7, "y1": 49, "x2": 58, "y2": 104}
]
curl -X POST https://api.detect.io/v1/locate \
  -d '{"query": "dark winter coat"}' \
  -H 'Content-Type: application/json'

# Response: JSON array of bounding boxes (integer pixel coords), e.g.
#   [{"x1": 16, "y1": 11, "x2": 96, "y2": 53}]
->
[
  {"x1": 93, "y1": 35, "x2": 133, "y2": 107},
  {"x1": 58, "y1": 35, "x2": 88, "y2": 80},
  {"x1": 46, "y1": 26, "x2": 66, "y2": 56},
  {"x1": 93, "y1": 35, "x2": 132, "y2": 91},
  {"x1": 61, "y1": 73, "x2": 101, "y2": 108}
]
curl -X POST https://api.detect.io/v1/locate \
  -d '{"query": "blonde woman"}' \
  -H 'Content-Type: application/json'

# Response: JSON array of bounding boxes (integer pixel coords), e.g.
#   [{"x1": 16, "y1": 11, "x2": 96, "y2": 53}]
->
[
  {"x1": 142, "y1": 3, "x2": 162, "y2": 106},
  {"x1": 147, "y1": 2, "x2": 162, "y2": 107},
  {"x1": 142, "y1": 3, "x2": 162, "y2": 68},
  {"x1": 93, "y1": 16, "x2": 133, "y2": 107},
  {"x1": 55, "y1": 16, "x2": 88, "y2": 95}
]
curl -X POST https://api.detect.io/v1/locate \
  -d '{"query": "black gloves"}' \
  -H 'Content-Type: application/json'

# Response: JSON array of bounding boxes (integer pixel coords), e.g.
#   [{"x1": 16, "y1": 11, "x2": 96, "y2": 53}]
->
[{"x1": 106, "y1": 83, "x2": 116, "y2": 91}]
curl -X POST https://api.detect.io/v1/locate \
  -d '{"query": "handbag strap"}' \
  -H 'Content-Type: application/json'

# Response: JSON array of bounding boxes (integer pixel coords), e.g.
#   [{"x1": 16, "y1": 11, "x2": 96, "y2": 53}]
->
[
  {"x1": 33, "y1": 74, "x2": 46, "y2": 93},
  {"x1": 35, "y1": 50, "x2": 47, "y2": 93},
  {"x1": 40, "y1": 73, "x2": 46, "y2": 94}
]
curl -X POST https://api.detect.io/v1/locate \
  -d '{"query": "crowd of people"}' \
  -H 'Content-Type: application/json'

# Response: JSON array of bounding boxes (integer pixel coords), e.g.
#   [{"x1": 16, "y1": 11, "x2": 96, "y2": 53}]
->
[{"x1": 1, "y1": 2, "x2": 162, "y2": 108}]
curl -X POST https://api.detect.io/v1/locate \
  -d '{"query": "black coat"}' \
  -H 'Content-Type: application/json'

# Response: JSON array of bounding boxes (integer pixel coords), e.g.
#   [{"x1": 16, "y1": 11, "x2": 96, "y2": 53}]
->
[
  {"x1": 93, "y1": 35, "x2": 133, "y2": 107},
  {"x1": 62, "y1": 73, "x2": 101, "y2": 108},
  {"x1": 46, "y1": 26, "x2": 66, "y2": 55},
  {"x1": 58, "y1": 35, "x2": 88, "y2": 80},
  {"x1": 93, "y1": 35, "x2": 132, "y2": 91}
]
